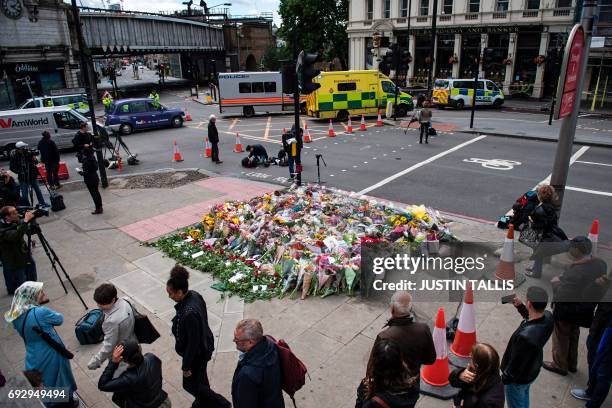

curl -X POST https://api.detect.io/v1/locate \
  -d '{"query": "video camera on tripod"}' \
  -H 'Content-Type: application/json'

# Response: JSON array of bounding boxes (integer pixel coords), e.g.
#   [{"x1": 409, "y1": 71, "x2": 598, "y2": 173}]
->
[{"x1": 16, "y1": 204, "x2": 49, "y2": 219}]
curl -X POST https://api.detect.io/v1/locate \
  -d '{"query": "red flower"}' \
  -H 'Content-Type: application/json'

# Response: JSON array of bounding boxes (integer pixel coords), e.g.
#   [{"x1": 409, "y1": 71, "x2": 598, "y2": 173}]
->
[
  {"x1": 253, "y1": 271, "x2": 259, "y2": 278},
  {"x1": 269, "y1": 283, "x2": 276, "y2": 289},
  {"x1": 219, "y1": 249, "x2": 225, "y2": 255},
  {"x1": 274, "y1": 272, "x2": 280, "y2": 279}
]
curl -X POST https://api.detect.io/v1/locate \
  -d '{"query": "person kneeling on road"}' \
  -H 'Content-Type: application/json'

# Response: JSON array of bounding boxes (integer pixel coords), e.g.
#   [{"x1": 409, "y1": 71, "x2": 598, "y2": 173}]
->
[{"x1": 246, "y1": 145, "x2": 270, "y2": 167}]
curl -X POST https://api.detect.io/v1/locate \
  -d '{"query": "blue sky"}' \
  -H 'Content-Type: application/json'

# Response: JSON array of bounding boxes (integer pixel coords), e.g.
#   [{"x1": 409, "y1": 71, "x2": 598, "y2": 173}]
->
[{"x1": 78, "y1": 0, "x2": 281, "y2": 25}]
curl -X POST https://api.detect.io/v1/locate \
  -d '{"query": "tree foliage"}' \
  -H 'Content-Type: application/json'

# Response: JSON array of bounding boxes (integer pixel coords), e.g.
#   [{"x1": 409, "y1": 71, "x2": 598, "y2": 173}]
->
[
  {"x1": 262, "y1": 44, "x2": 292, "y2": 71},
  {"x1": 277, "y1": 0, "x2": 349, "y2": 69}
]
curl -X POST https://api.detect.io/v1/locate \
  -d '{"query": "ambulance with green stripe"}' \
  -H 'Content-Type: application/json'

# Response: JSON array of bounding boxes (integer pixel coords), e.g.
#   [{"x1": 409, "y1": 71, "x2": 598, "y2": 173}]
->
[
  {"x1": 432, "y1": 79, "x2": 504, "y2": 109},
  {"x1": 306, "y1": 70, "x2": 413, "y2": 120}
]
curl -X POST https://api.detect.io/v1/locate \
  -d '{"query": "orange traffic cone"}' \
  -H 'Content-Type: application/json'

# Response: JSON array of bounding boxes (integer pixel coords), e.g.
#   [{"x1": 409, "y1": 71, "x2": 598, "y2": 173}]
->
[
  {"x1": 234, "y1": 132, "x2": 243, "y2": 153},
  {"x1": 346, "y1": 116, "x2": 353, "y2": 133},
  {"x1": 328, "y1": 119, "x2": 335, "y2": 137},
  {"x1": 495, "y1": 225, "x2": 524, "y2": 286},
  {"x1": 588, "y1": 219, "x2": 599, "y2": 256},
  {"x1": 172, "y1": 139, "x2": 183, "y2": 162},
  {"x1": 117, "y1": 155, "x2": 123, "y2": 172},
  {"x1": 449, "y1": 283, "x2": 477, "y2": 367},
  {"x1": 304, "y1": 124, "x2": 312, "y2": 143},
  {"x1": 376, "y1": 109, "x2": 383, "y2": 126},
  {"x1": 185, "y1": 111, "x2": 192, "y2": 121},
  {"x1": 420, "y1": 308, "x2": 459, "y2": 400},
  {"x1": 205, "y1": 136, "x2": 212, "y2": 158},
  {"x1": 359, "y1": 115, "x2": 367, "y2": 131}
]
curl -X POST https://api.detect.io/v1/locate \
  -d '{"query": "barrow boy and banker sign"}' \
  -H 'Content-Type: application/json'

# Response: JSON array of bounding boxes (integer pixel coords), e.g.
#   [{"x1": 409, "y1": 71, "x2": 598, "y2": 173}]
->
[{"x1": 555, "y1": 24, "x2": 585, "y2": 120}]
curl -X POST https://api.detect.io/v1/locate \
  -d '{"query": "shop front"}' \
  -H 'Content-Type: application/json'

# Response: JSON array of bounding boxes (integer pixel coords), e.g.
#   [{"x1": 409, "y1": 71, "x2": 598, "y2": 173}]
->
[{"x1": 0, "y1": 61, "x2": 67, "y2": 109}]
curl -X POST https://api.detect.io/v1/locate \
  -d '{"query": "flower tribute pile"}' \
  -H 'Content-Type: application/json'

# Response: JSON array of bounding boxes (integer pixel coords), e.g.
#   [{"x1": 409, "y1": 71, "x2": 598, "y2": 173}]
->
[{"x1": 153, "y1": 185, "x2": 454, "y2": 303}]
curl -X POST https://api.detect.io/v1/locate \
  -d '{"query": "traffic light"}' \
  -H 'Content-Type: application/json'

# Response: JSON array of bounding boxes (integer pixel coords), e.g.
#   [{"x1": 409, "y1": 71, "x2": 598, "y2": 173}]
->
[
  {"x1": 282, "y1": 63, "x2": 296, "y2": 94},
  {"x1": 400, "y1": 49, "x2": 412, "y2": 72},
  {"x1": 297, "y1": 51, "x2": 320, "y2": 94},
  {"x1": 389, "y1": 43, "x2": 400, "y2": 70}
]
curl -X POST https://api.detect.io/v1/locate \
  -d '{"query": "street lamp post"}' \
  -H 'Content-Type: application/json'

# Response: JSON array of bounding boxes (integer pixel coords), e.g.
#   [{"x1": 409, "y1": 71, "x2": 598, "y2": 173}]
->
[
  {"x1": 70, "y1": 0, "x2": 108, "y2": 188},
  {"x1": 426, "y1": 0, "x2": 438, "y2": 98}
]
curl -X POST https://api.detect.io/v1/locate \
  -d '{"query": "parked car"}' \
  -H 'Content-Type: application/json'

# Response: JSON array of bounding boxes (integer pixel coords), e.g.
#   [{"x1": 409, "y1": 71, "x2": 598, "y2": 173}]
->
[{"x1": 104, "y1": 98, "x2": 185, "y2": 135}]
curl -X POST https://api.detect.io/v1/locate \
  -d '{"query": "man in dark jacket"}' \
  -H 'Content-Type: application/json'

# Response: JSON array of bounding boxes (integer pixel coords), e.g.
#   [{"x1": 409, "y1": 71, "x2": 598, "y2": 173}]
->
[
  {"x1": 98, "y1": 340, "x2": 170, "y2": 408},
  {"x1": 72, "y1": 122, "x2": 94, "y2": 163},
  {"x1": 246, "y1": 144, "x2": 269, "y2": 166},
  {"x1": 501, "y1": 286, "x2": 553, "y2": 408},
  {"x1": 208, "y1": 114, "x2": 222, "y2": 164},
  {"x1": 80, "y1": 148, "x2": 103, "y2": 214},
  {"x1": 543, "y1": 237, "x2": 607, "y2": 376},
  {"x1": 0, "y1": 170, "x2": 20, "y2": 207},
  {"x1": 282, "y1": 127, "x2": 303, "y2": 184},
  {"x1": 9, "y1": 141, "x2": 48, "y2": 207},
  {"x1": 232, "y1": 319, "x2": 284, "y2": 408},
  {"x1": 376, "y1": 291, "x2": 436, "y2": 381},
  {"x1": 0, "y1": 206, "x2": 36, "y2": 294},
  {"x1": 37, "y1": 131, "x2": 61, "y2": 190}
]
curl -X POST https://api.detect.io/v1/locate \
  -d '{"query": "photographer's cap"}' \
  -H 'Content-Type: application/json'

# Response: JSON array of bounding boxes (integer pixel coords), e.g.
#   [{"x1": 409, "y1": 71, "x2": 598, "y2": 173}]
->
[{"x1": 15, "y1": 141, "x2": 28, "y2": 148}]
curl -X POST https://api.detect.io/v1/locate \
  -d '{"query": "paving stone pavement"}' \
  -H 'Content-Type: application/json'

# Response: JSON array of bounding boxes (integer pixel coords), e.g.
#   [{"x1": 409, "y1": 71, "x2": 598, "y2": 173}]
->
[{"x1": 1, "y1": 171, "x2": 610, "y2": 408}]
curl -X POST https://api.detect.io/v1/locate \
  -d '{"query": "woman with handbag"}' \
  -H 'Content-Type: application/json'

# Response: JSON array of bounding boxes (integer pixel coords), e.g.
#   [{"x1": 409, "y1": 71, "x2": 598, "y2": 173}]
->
[
  {"x1": 4, "y1": 282, "x2": 78, "y2": 407},
  {"x1": 523, "y1": 184, "x2": 568, "y2": 278}
]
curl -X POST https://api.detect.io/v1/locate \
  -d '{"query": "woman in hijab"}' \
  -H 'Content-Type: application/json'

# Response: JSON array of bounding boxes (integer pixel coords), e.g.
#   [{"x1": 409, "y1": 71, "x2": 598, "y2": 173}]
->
[{"x1": 5, "y1": 282, "x2": 78, "y2": 407}]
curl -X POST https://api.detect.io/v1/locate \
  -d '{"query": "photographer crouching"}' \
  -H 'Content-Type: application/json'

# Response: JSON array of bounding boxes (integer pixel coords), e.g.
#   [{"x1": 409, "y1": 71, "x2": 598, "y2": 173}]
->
[
  {"x1": 9, "y1": 142, "x2": 49, "y2": 208},
  {"x1": 0, "y1": 206, "x2": 37, "y2": 295}
]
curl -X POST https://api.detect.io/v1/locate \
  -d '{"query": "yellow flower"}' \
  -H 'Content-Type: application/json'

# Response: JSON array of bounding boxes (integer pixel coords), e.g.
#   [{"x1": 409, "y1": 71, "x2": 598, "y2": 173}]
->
[
  {"x1": 232, "y1": 217, "x2": 240, "y2": 225},
  {"x1": 189, "y1": 229, "x2": 201, "y2": 239},
  {"x1": 394, "y1": 220, "x2": 402, "y2": 226}
]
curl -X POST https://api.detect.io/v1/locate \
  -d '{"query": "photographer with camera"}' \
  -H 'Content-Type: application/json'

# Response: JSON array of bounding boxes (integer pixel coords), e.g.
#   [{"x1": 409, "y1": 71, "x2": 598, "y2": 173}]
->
[
  {"x1": 37, "y1": 131, "x2": 61, "y2": 190},
  {"x1": 0, "y1": 206, "x2": 37, "y2": 295},
  {"x1": 0, "y1": 169, "x2": 20, "y2": 207},
  {"x1": 72, "y1": 122, "x2": 94, "y2": 163},
  {"x1": 9, "y1": 142, "x2": 49, "y2": 208}
]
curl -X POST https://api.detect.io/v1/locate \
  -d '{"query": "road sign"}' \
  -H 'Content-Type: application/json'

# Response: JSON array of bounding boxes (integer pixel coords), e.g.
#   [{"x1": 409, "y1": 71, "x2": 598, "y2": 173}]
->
[{"x1": 555, "y1": 24, "x2": 585, "y2": 120}]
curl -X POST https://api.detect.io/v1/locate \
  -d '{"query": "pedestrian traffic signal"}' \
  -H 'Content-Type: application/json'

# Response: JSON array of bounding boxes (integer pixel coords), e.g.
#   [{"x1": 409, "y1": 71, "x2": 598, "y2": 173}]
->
[{"x1": 297, "y1": 51, "x2": 320, "y2": 95}]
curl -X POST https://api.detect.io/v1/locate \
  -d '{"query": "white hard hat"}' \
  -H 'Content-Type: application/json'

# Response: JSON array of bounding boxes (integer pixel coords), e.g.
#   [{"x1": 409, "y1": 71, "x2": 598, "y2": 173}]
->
[
  {"x1": 209, "y1": 114, "x2": 216, "y2": 120},
  {"x1": 15, "y1": 141, "x2": 28, "y2": 148}
]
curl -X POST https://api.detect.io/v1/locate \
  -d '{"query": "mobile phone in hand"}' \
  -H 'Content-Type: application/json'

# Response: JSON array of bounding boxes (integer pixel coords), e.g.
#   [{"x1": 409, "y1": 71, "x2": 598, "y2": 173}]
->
[{"x1": 501, "y1": 294, "x2": 516, "y2": 304}]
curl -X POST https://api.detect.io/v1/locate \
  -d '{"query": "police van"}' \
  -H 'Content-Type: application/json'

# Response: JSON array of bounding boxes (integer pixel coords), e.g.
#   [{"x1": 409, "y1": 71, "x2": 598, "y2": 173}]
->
[
  {"x1": 306, "y1": 70, "x2": 413, "y2": 120},
  {"x1": 218, "y1": 72, "x2": 304, "y2": 117},
  {"x1": 19, "y1": 94, "x2": 90, "y2": 114},
  {"x1": 432, "y1": 79, "x2": 504, "y2": 109},
  {"x1": 0, "y1": 107, "x2": 94, "y2": 156}
]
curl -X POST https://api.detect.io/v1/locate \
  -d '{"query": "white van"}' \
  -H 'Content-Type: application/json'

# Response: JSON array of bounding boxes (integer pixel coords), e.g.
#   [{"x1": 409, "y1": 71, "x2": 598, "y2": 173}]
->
[
  {"x1": 218, "y1": 71, "x2": 303, "y2": 117},
  {"x1": 0, "y1": 107, "x2": 93, "y2": 156},
  {"x1": 19, "y1": 94, "x2": 89, "y2": 114}
]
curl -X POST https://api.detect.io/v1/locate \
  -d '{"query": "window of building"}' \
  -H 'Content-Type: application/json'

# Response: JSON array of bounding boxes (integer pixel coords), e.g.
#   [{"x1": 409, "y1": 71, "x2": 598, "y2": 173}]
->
[
  {"x1": 384, "y1": 0, "x2": 391, "y2": 18},
  {"x1": 264, "y1": 82, "x2": 277, "y2": 93},
  {"x1": 443, "y1": 0, "x2": 453, "y2": 14},
  {"x1": 419, "y1": 0, "x2": 429, "y2": 16},
  {"x1": 468, "y1": 0, "x2": 480, "y2": 13},
  {"x1": 556, "y1": 0, "x2": 571, "y2": 6},
  {"x1": 526, "y1": 0, "x2": 540, "y2": 9},
  {"x1": 239, "y1": 82, "x2": 252, "y2": 93},
  {"x1": 400, "y1": 0, "x2": 408, "y2": 17},
  {"x1": 338, "y1": 82, "x2": 357, "y2": 91},
  {"x1": 366, "y1": 0, "x2": 373, "y2": 20},
  {"x1": 252, "y1": 82, "x2": 264, "y2": 93},
  {"x1": 600, "y1": 0, "x2": 612, "y2": 22},
  {"x1": 495, "y1": 0, "x2": 509, "y2": 11}
]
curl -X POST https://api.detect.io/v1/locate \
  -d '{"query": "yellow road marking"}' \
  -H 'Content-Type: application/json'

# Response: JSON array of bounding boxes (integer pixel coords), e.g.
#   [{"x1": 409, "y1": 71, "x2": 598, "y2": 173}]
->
[{"x1": 264, "y1": 116, "x2": 272, "y2": 139}]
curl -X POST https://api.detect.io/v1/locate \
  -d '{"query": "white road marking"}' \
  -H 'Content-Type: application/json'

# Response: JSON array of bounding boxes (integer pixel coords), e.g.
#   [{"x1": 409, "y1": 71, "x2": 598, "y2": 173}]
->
[
  {"x1": 229, "y1": 118, "x2": 239, "y2": 130},
  {"x1": 575, "y1": 160, "x2": 612, "y2": 168},
  {"x1": 463, "y1": 158, "x2": 522, "y2": 171},
  {"x1": 565, "y1": 186, "x2": 612, "y2": 197},
  {"x1": 221, "y1": 131, "x2": 281, "y2": 145},
  {"x1": 358, "y1": 135, "x2": 487, "y2": 195},
  {"x1": 264, "y1": 116, "x2": 272, "y2": 140}
]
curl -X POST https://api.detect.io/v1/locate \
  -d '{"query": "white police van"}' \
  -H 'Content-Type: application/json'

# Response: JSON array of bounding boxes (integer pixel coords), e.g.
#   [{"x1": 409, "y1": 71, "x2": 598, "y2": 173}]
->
[
  {"x1": 19, "y1": 94, "x2": 90, "y2": 114},
  {"x1": 0, "y1": 107, "x2": 94, "y2": 157}
]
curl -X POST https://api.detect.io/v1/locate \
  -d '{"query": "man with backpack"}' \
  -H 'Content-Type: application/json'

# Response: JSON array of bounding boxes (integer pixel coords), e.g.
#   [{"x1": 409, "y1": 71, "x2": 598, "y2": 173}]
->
[{"x1": 232, "y1": 319, "x2": 284, "y2": 408}]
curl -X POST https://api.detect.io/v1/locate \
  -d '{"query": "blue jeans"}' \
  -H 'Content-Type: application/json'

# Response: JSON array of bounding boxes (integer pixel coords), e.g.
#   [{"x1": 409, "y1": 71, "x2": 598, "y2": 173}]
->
[
  {"x1": 288, "y1": 156, "x2": 296, "y2": 178},
  {"x1": 20, "y1": 180, "x2": 48, "y2": 207},
  {"x1": 586, "y1": 338, "x2": 612, "y2": 408},
  {"x1": 2, "y1": 256, "x2": 36, "y2": 295},
  {"x1": 505, "y1": 382, "x2": 532, "y2": 408}
]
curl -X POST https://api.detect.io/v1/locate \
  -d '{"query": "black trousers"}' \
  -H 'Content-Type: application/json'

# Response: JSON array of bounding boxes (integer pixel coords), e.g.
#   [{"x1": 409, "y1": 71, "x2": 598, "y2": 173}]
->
[
  {"x1": 183, "y1": 359, "x2": 230, "y2": 408},
  {"x1": 211, "y1": 142, "x2": 220, "y2": 162},
  {"x1": 419, "y1": 123, "x2": 429, "y2": 143},
  {"x1": 86, "y1": 181, "x2": 102, "y2": 210},
  {"x1": 45, "y1": 162, "x2": 60, "y2": 187}
]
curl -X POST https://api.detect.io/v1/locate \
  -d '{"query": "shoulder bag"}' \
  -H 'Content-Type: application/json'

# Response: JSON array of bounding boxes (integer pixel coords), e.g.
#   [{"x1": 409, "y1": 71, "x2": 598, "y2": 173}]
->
[
  {"x1": 519, "y1": 222, "x2": 542, "y2": 249},
  {"x1": 125, "y1": 299, "x2": 160, "y2": 344},
  {"x1": 21, "y1": 308, "x2": 74, "y2": 360},
  {"x1": 371, "y1": 396, "x2": 391, "y2": 408}
]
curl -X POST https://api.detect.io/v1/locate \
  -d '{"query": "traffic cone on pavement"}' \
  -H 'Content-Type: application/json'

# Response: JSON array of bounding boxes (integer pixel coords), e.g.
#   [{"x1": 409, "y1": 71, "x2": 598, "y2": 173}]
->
[
  {"x1": 205, "y1": 137, "x2": 212, "y2": 158},
  {"x1": 420, "y1": 308, "x2": 459, "y2": 400},
  {"x1": 346, "y1": 116, "x2": 353, "y2": 133},
  {"x1": 328, "y1": 119, "x2": 335, "y2": 137},
  {"x1": 360, "y1": 115, "x2": 367, "y2": 131},
  {"x1": 449, "y1": 284, "x2": 477, "y2": 367},
  {"x1": 117, "y1": 155, "x2": 123, "y2": 172},
  {"x1": 172, "y1": 139, "x2": 183, "y2": 162},
  {"x1": 303, "y1": 124, "x2": 312, "y2": 143},
  {"x1": 494, "y1": 225, "x2": 525, "y2": 286},
  {"x1": 588, "y1": 219, "x2": 599, "y2": 256},
  {"x1": 234, "y1": 132, "x2": 243, "y2": 153},
  {"x1": 376, "y1": 109, "x2": 383, "y2": 126}
]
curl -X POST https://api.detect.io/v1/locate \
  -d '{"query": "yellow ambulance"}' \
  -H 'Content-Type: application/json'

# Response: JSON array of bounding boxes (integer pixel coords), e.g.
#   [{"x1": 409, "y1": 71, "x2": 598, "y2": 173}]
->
[{"x1": 306, "y1": 70, "x2": 413, "y2": 120}]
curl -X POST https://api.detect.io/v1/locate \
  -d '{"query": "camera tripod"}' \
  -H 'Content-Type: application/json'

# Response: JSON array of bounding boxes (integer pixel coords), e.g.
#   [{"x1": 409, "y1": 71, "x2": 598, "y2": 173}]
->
[
  {"x1": 105, "y1": 131, "x2": 139, "y2": 167},
  {"x1": 315, "y1": 154, "x2": 327, "y2": 184}
]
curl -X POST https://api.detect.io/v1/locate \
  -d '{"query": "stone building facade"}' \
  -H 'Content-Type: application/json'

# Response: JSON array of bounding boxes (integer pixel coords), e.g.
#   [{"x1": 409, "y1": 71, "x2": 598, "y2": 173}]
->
[
  {"x1": 0, "y1": 0, "x2": 80, "y2": 109},
  {"x1": 347, "y1": 0, "x2": 578, "y2": 98}
]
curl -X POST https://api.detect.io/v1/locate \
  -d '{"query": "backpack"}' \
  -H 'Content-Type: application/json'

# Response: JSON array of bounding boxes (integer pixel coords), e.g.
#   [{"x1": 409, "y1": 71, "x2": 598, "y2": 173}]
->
[
  {"x1": 265, "y1": 335, "x2": 308, "y2": 407},
  {"x1": 50, "y1": 192, "x2": 65, "y2": 212},
  {"x1": 75, "y1": 309, "x2": 104, "y2": 345}
]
